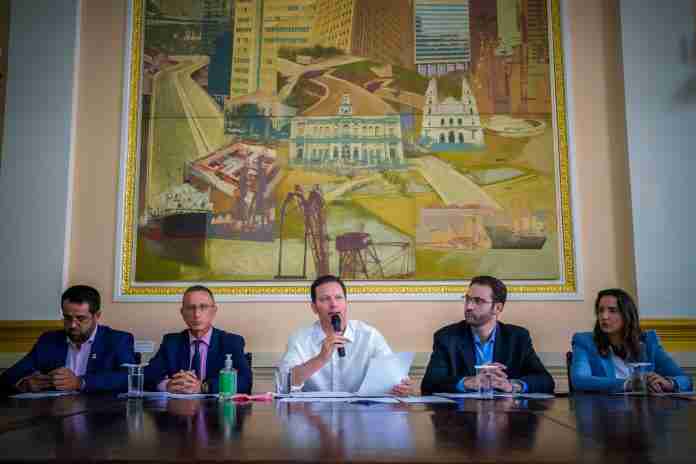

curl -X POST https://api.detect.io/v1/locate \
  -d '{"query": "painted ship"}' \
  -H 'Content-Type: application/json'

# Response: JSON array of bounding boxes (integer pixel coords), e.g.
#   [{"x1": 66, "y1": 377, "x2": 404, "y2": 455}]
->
[
  {"x1": 483, "y1": 225, "x2": 547, "y2": 250},
  {"x1": 483, "y1": 208, "x2": 547, "y2": 250},
  {"x1": 142, "y1": 183, "x2": 214, "y2": 240}
]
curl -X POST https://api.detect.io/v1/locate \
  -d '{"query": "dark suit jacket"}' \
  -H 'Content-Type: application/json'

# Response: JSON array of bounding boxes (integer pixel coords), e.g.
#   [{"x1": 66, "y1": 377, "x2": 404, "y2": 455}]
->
[
  {"x1": 421, "y1": 321, "x2": 555, "y2": 394},
  {"x1": 0, "y1": 325, "x2": 135, "y2": 393},
  {"x1": 144, "y1": 327, "x2": 252, "y2": 394}
]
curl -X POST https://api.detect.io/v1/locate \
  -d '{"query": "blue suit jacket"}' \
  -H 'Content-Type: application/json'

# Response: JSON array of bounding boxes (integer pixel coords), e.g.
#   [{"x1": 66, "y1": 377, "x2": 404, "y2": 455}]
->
[
  {"x1": 421, "y1": 321, "x2": 555, "y2": 394},
  {"x1": 144, "y1": 327, "x2": 252, "y2": 394},
  {"x1": 0, "y1": 325, "x2": 135, "y2": 393},
  {"x1": 570, "y1": 331, "x2": 692, "y2": 393}
]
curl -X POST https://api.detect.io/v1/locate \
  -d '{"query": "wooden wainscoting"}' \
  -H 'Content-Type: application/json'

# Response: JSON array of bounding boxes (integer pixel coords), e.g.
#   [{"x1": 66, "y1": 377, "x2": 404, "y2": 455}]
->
[
  {"x1": 641, "y1": 318, "x2": 696, "y2": 352},
  {"x1": 0, "y1": 320, "x2": 63, "y2": 352}
]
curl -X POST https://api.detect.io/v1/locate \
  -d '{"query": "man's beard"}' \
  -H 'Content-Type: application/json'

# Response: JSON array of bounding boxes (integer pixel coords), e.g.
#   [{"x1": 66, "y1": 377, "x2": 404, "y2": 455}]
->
[
  {"x1": 466, "y1": 311, "x2": 495, "y2": 327},
  {"x1": 67, "y1": 329, "x2": 89, "y2": 344}
]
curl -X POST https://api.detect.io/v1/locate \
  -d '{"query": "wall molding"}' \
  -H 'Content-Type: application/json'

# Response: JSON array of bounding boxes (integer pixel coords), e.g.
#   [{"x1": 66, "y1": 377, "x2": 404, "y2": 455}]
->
[
  {"x1": 0, "y1": 320, "x2": 62, "y2": 352},
  {"x1": 641, "y1": 318, "x2": 696, "y2": 352}
]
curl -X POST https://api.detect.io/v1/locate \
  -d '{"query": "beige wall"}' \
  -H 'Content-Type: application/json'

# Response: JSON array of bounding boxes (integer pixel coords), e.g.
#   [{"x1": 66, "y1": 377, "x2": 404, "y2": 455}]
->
[
  {"x1": 69, "y1": 0, "x2": 635, "y2": 360},
  {"x1": 0, "y1": 0, "x2": 9, "y2": 165}
]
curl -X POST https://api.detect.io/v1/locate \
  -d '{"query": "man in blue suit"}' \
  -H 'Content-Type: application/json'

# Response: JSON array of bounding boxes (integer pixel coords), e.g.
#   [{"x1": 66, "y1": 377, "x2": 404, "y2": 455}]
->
[
  {"x1": 422, "y1": 275, "x2": 554, "y2": 395},
  {"x1": 145, "y1": 285, "x2": 252, "y2": 394},
  {"x1": 1, "y1": 285, "x2": 136, "y2": 394}
]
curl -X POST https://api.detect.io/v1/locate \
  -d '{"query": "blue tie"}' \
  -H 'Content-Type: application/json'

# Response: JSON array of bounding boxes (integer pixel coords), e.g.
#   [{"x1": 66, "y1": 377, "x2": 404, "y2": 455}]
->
[{"x1": 190, "y1": 340, "x2": 202, "y2": 380}]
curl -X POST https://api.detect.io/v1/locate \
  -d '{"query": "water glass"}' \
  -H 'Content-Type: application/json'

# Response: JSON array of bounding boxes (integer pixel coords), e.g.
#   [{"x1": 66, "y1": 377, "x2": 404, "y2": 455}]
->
[
  {"x1": 628, "y1": 362, "x2": 652, "y2": 393},
  {"x1": 274, "y1": 366, "x2": 292, "y2": 394},
  {"x1": 475, "y1": 365, "x2": 497, "y2": 399},
  {"x1": 125, "y1": 365, "x2": 145, "y2": 397}
]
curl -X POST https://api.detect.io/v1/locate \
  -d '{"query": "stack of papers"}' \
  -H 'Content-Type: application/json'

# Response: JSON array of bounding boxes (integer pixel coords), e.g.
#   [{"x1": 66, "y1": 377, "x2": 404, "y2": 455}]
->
[{"x1": 277, "y1": 392, "x2": 455, "y2": 404}]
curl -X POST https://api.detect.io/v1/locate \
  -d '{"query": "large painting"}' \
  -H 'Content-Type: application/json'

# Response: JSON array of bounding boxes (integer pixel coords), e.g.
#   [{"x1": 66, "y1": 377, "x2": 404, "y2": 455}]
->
[{"x1": 115, "y1": 0, "x2": 579, "y2": 300}]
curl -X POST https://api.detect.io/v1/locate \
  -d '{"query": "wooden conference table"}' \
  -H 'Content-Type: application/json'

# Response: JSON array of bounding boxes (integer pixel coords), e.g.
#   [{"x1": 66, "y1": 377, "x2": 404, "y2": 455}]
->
[{"x1": 0, "y1": 393, "x2": 694, "y2": 462}]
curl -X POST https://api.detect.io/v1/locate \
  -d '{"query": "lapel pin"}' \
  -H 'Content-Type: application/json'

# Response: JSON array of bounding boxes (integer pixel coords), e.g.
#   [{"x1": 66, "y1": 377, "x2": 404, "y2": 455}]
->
[{"x1": 91, "y1": 354, "x2": 97, "y2": 359}]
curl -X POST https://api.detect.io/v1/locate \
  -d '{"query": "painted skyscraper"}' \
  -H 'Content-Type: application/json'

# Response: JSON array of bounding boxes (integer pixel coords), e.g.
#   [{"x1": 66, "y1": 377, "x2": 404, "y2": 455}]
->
[
  {"x1": 230, "y1": 0, "x2": 315, "y2": 98},
  {"x1": 311, "y1": 0, "x2": 414, "y2": 68},
  {"x1": 414, "y1": 0, "x2": 472, "y2": 77},
  {"x1": 496, "y1": 0, "x2": 521, "y2": 56},
  {"x1": 230, "y1": 0, "x2": 264, "y2": 97},
  {"x1": 259, "y1": 0, "x2": 316, "y2": 94},
  {"x1": 201, "y1": 0, "x2": 232, "y2": 55}
]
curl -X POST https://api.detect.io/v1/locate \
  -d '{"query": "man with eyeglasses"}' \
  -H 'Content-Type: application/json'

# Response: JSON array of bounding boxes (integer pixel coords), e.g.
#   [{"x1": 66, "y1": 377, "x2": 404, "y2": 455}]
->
[
  {"x1": 1, "y1": 285, "x2": 136, "y2": 394},
  {"x1": 421, "y1": 275, "x2": 554, "y2": 395},
  {"x1": 144, "y1": 285, "x2": 252, "y2": 394}
]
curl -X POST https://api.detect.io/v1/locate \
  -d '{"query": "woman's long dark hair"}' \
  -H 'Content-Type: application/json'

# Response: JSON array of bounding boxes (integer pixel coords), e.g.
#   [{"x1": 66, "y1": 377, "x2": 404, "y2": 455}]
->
[{"x1": 593, "y1": 288, "x2": 643, "y2": 360}]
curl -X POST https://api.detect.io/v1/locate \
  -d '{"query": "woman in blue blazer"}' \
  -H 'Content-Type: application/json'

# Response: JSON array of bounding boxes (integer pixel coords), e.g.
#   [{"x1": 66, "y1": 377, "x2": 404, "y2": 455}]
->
[{"x1": 571, "y1": 288, "x2": 692, "y2": 393}]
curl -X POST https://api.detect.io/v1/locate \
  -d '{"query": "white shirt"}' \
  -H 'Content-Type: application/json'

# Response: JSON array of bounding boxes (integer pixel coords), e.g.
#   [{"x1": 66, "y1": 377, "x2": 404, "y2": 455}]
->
[
  {"x1": 610, "y1": 349, "x2": 631, "y2": 379},
  {"x1": 278, "y1": 320, "x2": 393, "y2": 393},
  {"x1": 65, "y1": 324, "x2": 99, "y2": 377}
]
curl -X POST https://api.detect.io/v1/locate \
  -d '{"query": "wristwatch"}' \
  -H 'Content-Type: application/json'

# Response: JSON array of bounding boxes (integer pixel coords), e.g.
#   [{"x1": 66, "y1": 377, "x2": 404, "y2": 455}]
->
[
  {"x1": 201, "y1": 381, "x2": 209, "y2": 394},
  {"x1": 510, "y1": 379, "x2": 524, "y2": 393},
  {"x1": 79, "y1": 376, "x2": 86, "y2": 391}
]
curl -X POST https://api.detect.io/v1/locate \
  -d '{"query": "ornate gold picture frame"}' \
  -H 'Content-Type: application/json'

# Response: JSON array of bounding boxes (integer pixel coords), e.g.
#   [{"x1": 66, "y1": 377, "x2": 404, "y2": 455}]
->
[{"x1": 115, "y1": 0, "x2": 579, "y2": 301}]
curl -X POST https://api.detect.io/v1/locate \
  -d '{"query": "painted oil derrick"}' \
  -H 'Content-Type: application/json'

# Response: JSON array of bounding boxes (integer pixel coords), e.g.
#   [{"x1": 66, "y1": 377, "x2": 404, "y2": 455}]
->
[{"x1": 276, "y1": 184, "x2": 329, "y2": 279}]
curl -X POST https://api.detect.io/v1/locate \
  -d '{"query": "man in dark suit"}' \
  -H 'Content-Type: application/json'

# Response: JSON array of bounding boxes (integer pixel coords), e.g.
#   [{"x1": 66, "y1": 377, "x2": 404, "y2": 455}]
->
[
  {"x1": 145, "y1": 285, "x2": 252, "y2": 394},
  {"x1": 1, "y1": 285, "x2": 136, "y2": 393},
  {"x1": 421, "y1": 275, "x2": 554, "y2": 395}
]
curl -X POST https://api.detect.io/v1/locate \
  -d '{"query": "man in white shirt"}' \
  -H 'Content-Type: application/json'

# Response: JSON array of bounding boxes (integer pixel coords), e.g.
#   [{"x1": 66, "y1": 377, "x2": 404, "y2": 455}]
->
[{"x1": 278, "y1": 275, "x2": 415, "y2": 395}]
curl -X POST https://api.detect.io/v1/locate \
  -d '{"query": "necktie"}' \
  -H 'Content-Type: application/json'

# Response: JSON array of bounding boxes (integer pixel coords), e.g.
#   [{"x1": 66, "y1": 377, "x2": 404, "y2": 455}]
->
[{"x1": 191, "y1": 340, "x2": 202, "y2": 380}]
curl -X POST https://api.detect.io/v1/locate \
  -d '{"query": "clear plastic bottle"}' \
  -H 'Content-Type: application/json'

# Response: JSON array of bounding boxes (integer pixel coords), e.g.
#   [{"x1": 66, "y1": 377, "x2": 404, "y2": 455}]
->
[{"x1": 219, "y1": 354, "x2": 237, "y2": 399}]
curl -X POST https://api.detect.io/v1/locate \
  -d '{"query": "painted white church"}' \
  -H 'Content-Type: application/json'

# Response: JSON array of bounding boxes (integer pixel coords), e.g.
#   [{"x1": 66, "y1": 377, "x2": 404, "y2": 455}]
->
[{"x1": 420, "y1": 77, "x2": 485, "y2": 148}]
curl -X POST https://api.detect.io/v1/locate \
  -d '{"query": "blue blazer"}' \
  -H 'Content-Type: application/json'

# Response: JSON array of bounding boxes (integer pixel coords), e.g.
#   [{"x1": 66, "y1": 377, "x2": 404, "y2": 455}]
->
[
  {"x1": 421, "y1": 321, "x2": 555, "y2": 394},
  {"x1": 144, "y1": 327, "x2": 252, "y2": 394},
  {"x1": 0, "y1": 325, "x2": 135, "y2": 393},
  {"x1": 570, "y1": 331, "x2": 692, "y2": 393}
]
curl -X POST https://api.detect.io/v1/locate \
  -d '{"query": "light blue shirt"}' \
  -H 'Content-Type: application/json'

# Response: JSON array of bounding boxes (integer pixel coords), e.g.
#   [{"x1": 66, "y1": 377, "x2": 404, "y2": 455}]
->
[{"x1": 456, "y1": 324, "x2": 527, "y2": 393}]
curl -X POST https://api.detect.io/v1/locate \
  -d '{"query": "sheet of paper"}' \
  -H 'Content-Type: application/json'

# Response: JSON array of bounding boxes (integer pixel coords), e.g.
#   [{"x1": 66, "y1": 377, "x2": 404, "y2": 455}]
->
[
  {"x1": 289, "y1": 391, "x2": 355, "y2": 398},
  {"x1": 280, "y1": 397, "x2": 356, "y2": 403},
  {"x1": 350, "y1": 397, "x2": 400, "y2": 404},
  {"x1": 517, "y1": 393, "x2": 555, "y2": 399},
  {"x1": 118, "y1": 392, "x2": 218, "y2": 399},
  {"x1": 611, "y1": 391, "x2": 696, "y2": 397},
  {"x1": 11, "y1": 391, "x2": 79, "y2": 399},
  {"x1": 279, "y1": 396, "x2": 399, "y2": 403},
  {"x1": 357, "y1": 352, "x2": 415, "y2": 396},
  {"x1": 397, "y1": 396, "x2": 456, "y2": 404}
]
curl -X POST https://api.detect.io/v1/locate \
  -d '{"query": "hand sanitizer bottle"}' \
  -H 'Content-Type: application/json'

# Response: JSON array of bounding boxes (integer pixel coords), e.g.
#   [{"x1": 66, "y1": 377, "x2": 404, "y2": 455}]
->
[{"x1": 219, "y1": 354, "x2": 237, "y2": 400}]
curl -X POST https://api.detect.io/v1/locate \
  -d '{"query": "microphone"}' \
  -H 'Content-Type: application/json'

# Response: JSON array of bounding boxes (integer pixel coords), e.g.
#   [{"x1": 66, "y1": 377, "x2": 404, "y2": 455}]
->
[{"x1": 330, "y1": 314, "x2": 345, "y2": 357}]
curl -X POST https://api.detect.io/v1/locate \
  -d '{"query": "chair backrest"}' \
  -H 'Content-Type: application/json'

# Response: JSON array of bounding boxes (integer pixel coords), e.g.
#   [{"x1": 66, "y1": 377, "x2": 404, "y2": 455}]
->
[
  {"x1": 245, "y1": 352, "x2": 253, "y2": 369},
  {"x1": 566, "y1": 351, "x2": 574, "y2": 393}
]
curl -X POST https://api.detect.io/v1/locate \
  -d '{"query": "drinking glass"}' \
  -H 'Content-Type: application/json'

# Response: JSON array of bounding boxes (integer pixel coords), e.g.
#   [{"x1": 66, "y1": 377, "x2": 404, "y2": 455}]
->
[
  {"x1": 475, "y1": 365, "x2": 497, "y2": 399},
  {"x1": 123, "y1": 364, "x2": 146, "y2": 397},
  {"x1": 274, "y1": 366, "x2": 292, "y2": 394},
  {"x1": 628, "y1": 362, "x2": 652, "y2": 393}
]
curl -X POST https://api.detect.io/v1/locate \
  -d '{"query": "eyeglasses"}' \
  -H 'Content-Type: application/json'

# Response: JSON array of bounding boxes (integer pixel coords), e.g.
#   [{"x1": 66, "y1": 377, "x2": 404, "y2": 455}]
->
[
  {"x1": 182, "y1": 304, "x2": 215, "y2": 313},
  {"x1": 62, "y1": 314, "x2": 93, "y2": 324},
  {"x1": 463, "y1": 295, "x2": 494, "y2": 306}
]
